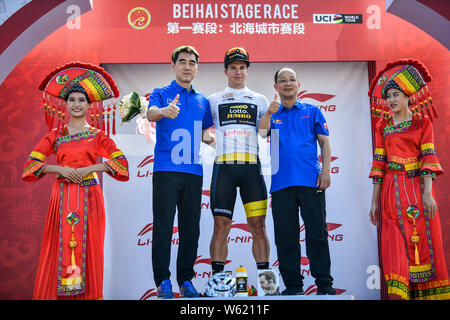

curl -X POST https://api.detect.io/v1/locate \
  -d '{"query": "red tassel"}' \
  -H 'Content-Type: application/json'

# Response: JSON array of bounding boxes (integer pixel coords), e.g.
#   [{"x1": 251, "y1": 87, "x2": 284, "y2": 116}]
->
[
  {"x1": 61, "y1": 107, "x2": 66, "y2": 133},
  {"x1": 49, "y1": 104, "x2": 56, "y2": 129},
  {"x1": 90, "y1": 105, "x2": 94, "y2": 128},
  {"x1": 43, "y1": 96, "x2": 51, "y2": 130},
  {"x1": 102, "y1": 103, "x2": 106, "y2": 131},
  {"x1": 112, "y1": 103, "x2": 116, "y2": 135},
  {"x1": 426, "y1": 90, "x2": 438, "y2": 121},
  {"x1": 96, "y1": 104, "x2": 101, "y2": 129},
  {"x1": 90, "y1": 104, "x2": 95, "y2": 128},
  {"x1": 90, "y1": 107, "x2": 95, "y2": 127},
  {"x1": 107, "y1": 105, "x2": 111, "y2": 136},
  {"x1": 56, "y1": 105, "x2": 62, "y2": 135},
  {"x1": 96, "y1": 104, "x2": 100, "y2": 129}
]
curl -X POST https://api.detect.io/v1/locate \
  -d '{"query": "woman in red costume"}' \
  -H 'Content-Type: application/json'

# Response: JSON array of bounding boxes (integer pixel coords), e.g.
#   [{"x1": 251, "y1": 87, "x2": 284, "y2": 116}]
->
[
  {"x1": 368, "y1": 60, "x2": 449, "y2": 300},
  {"x1": 22, "y1": 62, "x2": 129, "y2": 299}
]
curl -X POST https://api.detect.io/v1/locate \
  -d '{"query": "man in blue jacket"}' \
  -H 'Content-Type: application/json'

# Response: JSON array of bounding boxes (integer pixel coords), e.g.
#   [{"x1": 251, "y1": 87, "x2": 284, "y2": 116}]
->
[
  {"x1": 147, "y1": 45, "x2": 214, "y2": 298},
  {"x1": 258, "y1": 67, "x2": 336, "y2": 295}
]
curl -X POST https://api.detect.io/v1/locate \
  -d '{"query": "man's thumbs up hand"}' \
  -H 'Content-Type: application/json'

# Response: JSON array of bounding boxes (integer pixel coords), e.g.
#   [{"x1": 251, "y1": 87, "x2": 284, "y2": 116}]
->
[
  {"x1": 162, "y1": 94, "x2": 180, "y2": 119},
  {"x1": 268, "y1": 93, "x2": 280, "y2": 115}
]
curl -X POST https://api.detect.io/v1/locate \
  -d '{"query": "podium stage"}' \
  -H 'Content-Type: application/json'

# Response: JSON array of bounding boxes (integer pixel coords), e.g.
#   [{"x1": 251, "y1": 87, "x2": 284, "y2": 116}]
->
[{"x1": 149, "y1": 295, "x2": 356, "y2": 300}]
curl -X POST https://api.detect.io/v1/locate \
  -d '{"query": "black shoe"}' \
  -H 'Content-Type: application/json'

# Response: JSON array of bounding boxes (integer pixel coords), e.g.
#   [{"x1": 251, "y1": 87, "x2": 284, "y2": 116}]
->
[
  {"x1": 316, "y1": 286, "x2": 336, "y2": 295},
  {"x1": 282, "y1": 287, "x2": 305, "y2": 295}
]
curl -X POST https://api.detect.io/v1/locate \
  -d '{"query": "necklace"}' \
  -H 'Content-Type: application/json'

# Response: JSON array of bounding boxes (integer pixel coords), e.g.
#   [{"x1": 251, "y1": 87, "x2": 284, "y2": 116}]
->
[
  {"x1": 67, "y1": 124, "x2": 90, "y2": 135},
  {"x1": 402, "y1": 174, "x2": 420, "y2": 217},
  {"x1": 402, "y1": 174, "x2": 421, "y2": 265},
  {"x1": 66, "y1": 182, "x2": 80, "y2": 268},
  {"x1": 66, "y1": 182, "x2": 80, "y2": 224}
]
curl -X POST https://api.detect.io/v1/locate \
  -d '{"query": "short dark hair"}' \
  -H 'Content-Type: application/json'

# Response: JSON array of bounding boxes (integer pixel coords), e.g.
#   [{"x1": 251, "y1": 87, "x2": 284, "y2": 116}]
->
[
  {"x1": 171, "y1": 45, "x2": 199, "y2": 64},
  {"x1": 274, "y1": 67, "x2": 298, "y2": 84},
  {"x1": 259, "y1": 271, "x2": 276, "y2": 283}
]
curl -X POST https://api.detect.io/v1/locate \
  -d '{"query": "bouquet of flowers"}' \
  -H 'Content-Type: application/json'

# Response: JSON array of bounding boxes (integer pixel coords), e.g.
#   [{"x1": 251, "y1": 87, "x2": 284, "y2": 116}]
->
[{"x1": 119, "y1": 89, "x2": 148, "y2": 124}]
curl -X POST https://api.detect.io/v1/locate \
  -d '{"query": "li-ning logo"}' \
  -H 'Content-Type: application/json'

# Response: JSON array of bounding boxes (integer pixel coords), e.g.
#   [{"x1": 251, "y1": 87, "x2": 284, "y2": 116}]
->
[
  {"x1": 128, "y1": 7, "x2": 151, "y2": 30},
  {"x1": 140, "y1": 288, "x2": 180, "y2": 300},
  {"x1": 137, "y1": 223, "x2": 179, "y2": 246},
  {"x1": 297, "y1": 88, "x2": 337, "y2": 112},
  {"x1": 299, "y1": 222, "x2": 344, "y2": 242},
  {"x1": 201, "y1": 190, "x2": 211, "y2": 210},
  {"x1": 319, "y1": 155, "x2": 340, "y2": 175},
  {"x1": 193, "y1": 255, "x2": 233, "y2": 279},
  {"x1": 227, "y1": 221, "x2": 253, "y2": 244},
  {"x1": 136, "y1": 155, "x2": 154, "y2": 178}
]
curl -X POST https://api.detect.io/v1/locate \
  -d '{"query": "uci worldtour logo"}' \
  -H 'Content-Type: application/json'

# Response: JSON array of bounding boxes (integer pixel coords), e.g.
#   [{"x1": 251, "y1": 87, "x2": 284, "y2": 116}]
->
[{"x1": 313, "y1": 14, "x2": 363, "y2": 24}]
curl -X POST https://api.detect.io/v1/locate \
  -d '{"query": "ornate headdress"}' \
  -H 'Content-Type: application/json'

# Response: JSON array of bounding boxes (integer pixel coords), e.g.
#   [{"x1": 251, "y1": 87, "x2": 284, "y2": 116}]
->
[
  {"x1": 368, "y1": 59, "x2": 436, "y2": 122},
  {"x1": 39, "y1": 62, "x2": 120, "y2": 135}
]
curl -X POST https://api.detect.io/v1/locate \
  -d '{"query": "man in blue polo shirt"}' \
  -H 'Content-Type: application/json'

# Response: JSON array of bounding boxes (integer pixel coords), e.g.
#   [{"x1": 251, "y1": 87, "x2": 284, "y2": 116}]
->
[
  {"x1": 258, "y1": 67, "x2": 336, "y2": 295},
  {"x1": 147, "y1": 45, "x2": 214, "y2": 298}
]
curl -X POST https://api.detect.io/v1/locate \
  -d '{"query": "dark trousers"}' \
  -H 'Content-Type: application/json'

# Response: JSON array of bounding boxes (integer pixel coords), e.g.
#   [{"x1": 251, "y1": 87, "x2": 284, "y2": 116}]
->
[
  {"x1": 152, "y1": 171, "x2": 203, "y2": 287},
  {"x1": 271, "y1": 186, "x2": 333, "y2": 290}
]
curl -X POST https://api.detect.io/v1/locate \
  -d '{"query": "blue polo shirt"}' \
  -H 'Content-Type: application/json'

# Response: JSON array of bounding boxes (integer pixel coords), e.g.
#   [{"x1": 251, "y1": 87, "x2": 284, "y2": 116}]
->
[
  {"x1": 148, "y1": 80, "x2": 213, "y2": 176},
  {"x1": 269, "y1": 100, "x2": 329, "y2": 193}
]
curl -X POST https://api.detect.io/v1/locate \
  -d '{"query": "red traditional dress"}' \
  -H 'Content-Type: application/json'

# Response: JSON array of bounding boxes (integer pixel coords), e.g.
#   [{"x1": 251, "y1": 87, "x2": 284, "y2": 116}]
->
[
  {"x1": 23, "y1": 126, "x2": 129, "y2": 299},
  {"x1": 370, "y1": 116, "x2": 450, "y2": 299}
]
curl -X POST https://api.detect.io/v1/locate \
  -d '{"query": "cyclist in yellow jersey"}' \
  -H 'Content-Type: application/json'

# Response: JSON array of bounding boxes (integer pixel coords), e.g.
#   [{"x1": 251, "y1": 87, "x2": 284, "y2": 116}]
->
[{"x1": 207, "y1": 48, "x2": 271, "y2": 276}]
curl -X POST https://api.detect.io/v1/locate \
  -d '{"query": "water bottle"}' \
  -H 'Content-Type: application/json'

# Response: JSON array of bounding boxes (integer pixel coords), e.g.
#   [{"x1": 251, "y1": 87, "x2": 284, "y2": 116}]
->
[{"x1": 235, "y1": 265, "x2": 248, "y2": 297}]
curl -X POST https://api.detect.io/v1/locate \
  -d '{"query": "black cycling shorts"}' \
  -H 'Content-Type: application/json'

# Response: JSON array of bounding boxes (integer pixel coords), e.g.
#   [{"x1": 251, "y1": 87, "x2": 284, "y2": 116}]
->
[{"x1": 210, "y1": 157, "x2": 268, "y2": 219}]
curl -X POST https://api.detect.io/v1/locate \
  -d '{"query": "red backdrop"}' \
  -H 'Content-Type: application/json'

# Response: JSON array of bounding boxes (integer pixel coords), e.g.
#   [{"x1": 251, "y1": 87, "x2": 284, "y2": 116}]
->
[{"x1": 0, "y1": 0, "x2": 448, "y2": 299}]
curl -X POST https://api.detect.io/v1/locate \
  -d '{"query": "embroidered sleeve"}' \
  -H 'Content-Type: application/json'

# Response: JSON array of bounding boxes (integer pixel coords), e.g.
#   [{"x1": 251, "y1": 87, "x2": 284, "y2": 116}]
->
[
  {"x1": 419, "y1": 116, "x2": 443, "y2": 178},
  {"x1": 369, "y1": 119, "x2": 387, "y2": 183},
  {"x1": 99, "y1": 131, "x2": 129, "y2": 181},
  {"x1": 22, "y1": 130, "x2": 56, "y2": 181}
]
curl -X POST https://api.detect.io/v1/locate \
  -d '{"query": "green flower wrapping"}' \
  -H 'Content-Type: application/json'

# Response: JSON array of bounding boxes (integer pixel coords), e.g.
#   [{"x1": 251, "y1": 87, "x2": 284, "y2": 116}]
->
[{"x1": 119, "y1": 90, "x2": 148, "y2": 124}]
